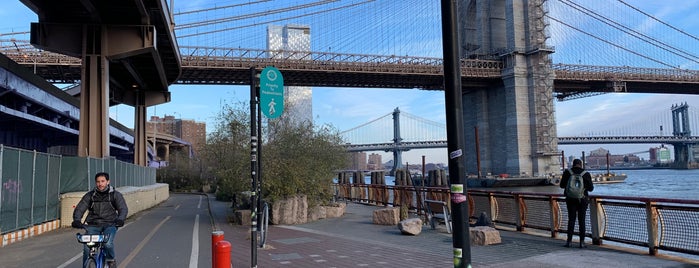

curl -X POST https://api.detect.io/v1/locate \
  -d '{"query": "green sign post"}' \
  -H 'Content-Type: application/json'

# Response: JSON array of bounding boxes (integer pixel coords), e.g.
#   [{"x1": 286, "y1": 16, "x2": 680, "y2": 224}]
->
[{"x1": 259, "y1": 66, "x2": 284, "y2": 119}]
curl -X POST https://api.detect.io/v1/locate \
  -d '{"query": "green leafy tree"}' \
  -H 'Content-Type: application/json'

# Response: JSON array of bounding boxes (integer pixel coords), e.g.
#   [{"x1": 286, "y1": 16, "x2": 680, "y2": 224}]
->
[
  {"x1": 261, "y1": 117, "x2": 349, "y2": 206},
  {"x1": 190, "y1": 100, "x2": 349, "y2": 205},
  {"x1": 201, "y1": 101, "x2": 251, "y2": 201}
]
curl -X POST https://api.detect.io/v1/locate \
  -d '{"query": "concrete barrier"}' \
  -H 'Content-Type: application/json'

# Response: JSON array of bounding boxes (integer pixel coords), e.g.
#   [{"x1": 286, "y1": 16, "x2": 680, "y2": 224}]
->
[{"x1": 60, "y1": 183, "x2": 169, "y2": 227}]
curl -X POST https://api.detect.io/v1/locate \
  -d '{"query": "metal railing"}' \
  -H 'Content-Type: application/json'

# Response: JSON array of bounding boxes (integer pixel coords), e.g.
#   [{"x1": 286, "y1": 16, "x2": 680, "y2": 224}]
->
[{"x1": 333, "y1": 183, "x2": 699, "y2": 257}]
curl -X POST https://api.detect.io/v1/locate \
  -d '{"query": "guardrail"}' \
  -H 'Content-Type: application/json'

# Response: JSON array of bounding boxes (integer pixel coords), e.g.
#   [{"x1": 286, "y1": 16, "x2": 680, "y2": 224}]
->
[{"x1": 333, "y1": 183, "x2": 699, "y2": 257}]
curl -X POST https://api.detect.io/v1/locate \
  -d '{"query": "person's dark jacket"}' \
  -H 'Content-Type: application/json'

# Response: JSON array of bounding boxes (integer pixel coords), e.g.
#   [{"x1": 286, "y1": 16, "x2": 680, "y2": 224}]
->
[
  {"x1": 560, "y1": 166, "x2": 594, "y2": 198},
  {"x1": 73, "y1": 185, "x2": 128, "y2": 227}
]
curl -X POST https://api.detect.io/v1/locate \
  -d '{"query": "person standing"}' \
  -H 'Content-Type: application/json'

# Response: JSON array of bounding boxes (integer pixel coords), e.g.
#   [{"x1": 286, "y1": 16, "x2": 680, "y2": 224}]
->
[
  {"x1": 72, "y1": 172, "x2": 129, "y2": 267},
  {"x1": 560, "y1": 158, "x2": 594, "y2": 248}
]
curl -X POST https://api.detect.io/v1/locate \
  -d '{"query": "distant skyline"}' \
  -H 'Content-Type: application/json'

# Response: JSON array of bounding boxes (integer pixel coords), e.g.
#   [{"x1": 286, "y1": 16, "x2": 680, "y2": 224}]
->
[{"x1": 3, "y1": 1, "x2": 699, "y2": 165}]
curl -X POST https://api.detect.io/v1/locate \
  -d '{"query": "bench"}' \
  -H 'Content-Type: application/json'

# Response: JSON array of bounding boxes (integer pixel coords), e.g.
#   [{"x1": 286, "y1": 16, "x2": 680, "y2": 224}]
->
[{"x1": 424, "y1": 199, "x2": 452, "y2": 233}]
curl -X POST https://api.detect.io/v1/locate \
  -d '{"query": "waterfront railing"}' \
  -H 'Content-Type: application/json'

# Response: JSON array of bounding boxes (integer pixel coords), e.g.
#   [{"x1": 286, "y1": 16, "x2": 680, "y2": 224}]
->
[{"x1": 333, "y1": 183, "x2": 699, "y2": 258}]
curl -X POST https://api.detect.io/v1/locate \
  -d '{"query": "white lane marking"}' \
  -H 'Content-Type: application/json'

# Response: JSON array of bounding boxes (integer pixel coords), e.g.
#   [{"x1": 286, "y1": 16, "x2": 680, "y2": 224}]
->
[
  {"x1": 197, "y1": 195, "x2": 202, "y2": 209},
  {"x1": 189, "y1": 214, "x2": 200, "y2": 268},
  {"x1": 56, "y1": 253, "x2": 81, "y2": 268},
  {"x1": 120, "y1": 216, "x2": 171, "y2": 267}
]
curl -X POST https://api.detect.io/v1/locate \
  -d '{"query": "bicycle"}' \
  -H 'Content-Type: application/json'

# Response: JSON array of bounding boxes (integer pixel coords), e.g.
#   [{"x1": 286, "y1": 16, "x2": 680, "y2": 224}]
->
[
  {"x1": 257, "y1": 200, "x2": 269, "y2": 248},
  {"x1": 76, "y1": 230, "x2": 112, "y2": 268}
]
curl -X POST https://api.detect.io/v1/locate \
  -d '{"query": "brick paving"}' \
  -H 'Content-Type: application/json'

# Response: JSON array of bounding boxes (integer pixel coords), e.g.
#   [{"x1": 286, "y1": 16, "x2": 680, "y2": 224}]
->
[{"x1": 210, "y1": 197, "x2": 699, "y2": 268}]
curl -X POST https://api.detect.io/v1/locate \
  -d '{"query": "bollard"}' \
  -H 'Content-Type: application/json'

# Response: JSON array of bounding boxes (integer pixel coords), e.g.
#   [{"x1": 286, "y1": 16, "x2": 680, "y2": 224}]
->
[
  {"x1": 212, "y1": 231, "x2": 224, "y2": 268},
  {"x1": 214, "y1": 240, "x2": 232, "y2": 268}
]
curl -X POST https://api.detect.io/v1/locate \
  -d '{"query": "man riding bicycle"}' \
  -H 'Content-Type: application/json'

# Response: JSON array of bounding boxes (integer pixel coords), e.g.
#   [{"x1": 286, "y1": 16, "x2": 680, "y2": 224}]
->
[{"x1": 72, "y1": 172, "x2": 128, "y2": 267}]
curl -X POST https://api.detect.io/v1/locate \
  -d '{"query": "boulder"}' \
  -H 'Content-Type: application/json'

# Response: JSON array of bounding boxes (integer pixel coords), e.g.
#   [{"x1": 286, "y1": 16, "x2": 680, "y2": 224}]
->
[
  {"x1": 325, "y1": 202, "x2": 346, "y2": 218},
  {"x1": 271, "y1": 195, "x2": 308, "y2": 225},
  {"x1": 307, "y1": 205, "x2": 327, "y2": 222},
  {"x1": 307, "y1": 202, "x2": 346, "y2": 222},
  {"x1": 398, "y1": 218, "x2": 423, "y2": 235},
  {"x1": 470, "y1": 226, "x2": 501, "y2": 245},
  {"x1": 372, "y1": 207, "x2": 400, "y2": 225},
  {"x1": 234, "y1": 209, "x2": 251, "y2": 225}
]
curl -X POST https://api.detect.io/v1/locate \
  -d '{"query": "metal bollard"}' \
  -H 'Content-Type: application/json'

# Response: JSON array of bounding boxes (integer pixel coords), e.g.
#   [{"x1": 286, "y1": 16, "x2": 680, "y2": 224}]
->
[
  {"x1": 214, "y1": 240, "x2": 232, "y2": 268},
  {"x1": 212, "y1": 231, "x2": 224, "y2": 268}
]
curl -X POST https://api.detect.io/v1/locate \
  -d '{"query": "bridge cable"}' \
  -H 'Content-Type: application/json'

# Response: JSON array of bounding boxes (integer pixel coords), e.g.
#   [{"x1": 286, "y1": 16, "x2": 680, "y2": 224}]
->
[
  {"x1": 546, "y1": 15, "x2": 680, "y2": 69},
  {"x1": 555, "y1": 0, "x2": 699, "y2": 65},
  {"x1": 617, "y1": 0, "x2": 699, "y2": 42}
]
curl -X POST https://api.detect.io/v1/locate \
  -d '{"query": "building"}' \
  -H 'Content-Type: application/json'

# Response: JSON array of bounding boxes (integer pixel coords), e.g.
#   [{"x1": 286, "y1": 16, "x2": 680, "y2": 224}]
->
[
  {"x1": 350, "y1": 152, "x2": 367, "y2": 170},
  {"x1": 146, "y1": 115, "x2": 206, "y2": 165},
  {"x1": 267, "y1": 24, "x2": 313, "y2": 124},
  {"x1": 585, "y1": 147, "x2": 642, "y2": 168},
  {"x1": 367, "y1": 153, "x2": 383, "y2": 170},
  {"x1": 650, "y1": 146, "x2": 672, "y2": 164}
]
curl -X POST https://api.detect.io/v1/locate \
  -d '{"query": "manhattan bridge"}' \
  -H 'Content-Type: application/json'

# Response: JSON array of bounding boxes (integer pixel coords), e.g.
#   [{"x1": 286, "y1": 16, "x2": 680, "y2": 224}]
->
[{"x1": 2, "y1": 0, "x2": 699, "y2": 176}]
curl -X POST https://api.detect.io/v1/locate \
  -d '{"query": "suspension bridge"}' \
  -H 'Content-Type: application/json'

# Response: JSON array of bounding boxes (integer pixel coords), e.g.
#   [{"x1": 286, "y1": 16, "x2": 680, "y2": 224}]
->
[
  {"x1": 342, "y1": 104, "x2": 699, "y2": 172},
  {"x1": 1, "y1": 0, "x2": 699, "y2": 174}
]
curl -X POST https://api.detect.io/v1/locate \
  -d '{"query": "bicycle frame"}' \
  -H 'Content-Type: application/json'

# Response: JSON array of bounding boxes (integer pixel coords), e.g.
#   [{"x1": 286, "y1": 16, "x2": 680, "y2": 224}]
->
[{"x1": 76, "y1": 233, "x2": 109, "y2": 268}]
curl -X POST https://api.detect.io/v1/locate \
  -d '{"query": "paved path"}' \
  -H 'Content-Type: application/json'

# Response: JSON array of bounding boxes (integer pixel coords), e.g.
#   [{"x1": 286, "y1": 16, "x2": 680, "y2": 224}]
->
[
  {"x1": 1, "y1": 194, "x2": 697, "y2": 267},
  {"x1": 211, "y1": 197, "x2": 699, "y2": 267}
]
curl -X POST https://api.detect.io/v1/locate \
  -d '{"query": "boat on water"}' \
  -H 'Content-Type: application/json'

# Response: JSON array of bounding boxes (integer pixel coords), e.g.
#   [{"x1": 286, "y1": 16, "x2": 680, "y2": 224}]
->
[
  {"x1": 591, "y1": 172, "x2": 627, "y2": 184},
  {"x1": 587, "y1": 151, "x2": 628, "y2": 184},
  {"x1": 466, "y1": 174, "x2": 560, "y2": 188}
]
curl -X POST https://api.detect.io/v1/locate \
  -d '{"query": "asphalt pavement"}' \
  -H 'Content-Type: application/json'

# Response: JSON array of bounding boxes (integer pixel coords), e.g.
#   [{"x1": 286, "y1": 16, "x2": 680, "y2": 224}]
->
[
  {"x1": 1, "y1": 193, "x2": 698, "y2": 267},
  {"x1": 209, "y1": 196, "x2": 699, "y2": 268}
]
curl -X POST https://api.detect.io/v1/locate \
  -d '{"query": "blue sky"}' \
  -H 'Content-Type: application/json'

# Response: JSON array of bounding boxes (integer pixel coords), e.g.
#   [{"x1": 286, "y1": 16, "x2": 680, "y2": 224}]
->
[{"x1": 2, "y1": 1, "x2": 699, "y2": 164}]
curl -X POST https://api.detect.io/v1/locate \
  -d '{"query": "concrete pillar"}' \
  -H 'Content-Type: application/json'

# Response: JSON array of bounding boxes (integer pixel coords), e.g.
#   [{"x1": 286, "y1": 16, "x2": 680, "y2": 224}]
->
[
  {"x1": 78, "y1": 25, "x2": 110, "y2": 158},
  {"x1": 134, "y1": 104, "x2": 148, "y2": 166}
]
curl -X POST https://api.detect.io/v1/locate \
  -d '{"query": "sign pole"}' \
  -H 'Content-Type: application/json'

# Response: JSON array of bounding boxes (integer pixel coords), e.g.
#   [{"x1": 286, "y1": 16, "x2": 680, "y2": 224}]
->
[
  {"x1": 249, "y1": 67, "x2": 259, "y2": 267},
  {"x1": 440, "y1": 0, "x2": 471, "y2": 267}
]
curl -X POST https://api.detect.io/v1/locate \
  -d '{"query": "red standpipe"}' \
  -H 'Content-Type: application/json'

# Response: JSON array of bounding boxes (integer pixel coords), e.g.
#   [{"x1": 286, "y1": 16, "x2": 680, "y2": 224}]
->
[
  {"x1": 214, "y1": 240, "x2": 232, "y2": 268},
  {"x1": 212, "y1": 231, "x2": 224, "y2": 268}
]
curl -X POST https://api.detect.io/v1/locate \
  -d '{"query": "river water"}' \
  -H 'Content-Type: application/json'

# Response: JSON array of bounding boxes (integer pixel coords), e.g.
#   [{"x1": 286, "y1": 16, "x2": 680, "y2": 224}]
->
[
  {"x1": 369, "y1": 168, "x2": 699, "y2": 201},
  {"x1": 489, "y1": 168, "x2": 699, "y2": 201}
]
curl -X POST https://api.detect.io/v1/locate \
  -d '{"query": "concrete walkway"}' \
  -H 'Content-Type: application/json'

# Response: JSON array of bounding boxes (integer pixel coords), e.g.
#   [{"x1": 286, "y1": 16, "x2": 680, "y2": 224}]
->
[{"x1": 210, "y1": 197, "x2": 699, "y2": 267}]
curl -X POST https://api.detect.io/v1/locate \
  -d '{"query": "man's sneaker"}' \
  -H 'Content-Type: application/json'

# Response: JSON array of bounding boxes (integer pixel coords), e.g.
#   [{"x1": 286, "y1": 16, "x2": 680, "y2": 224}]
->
[{"x1": 106, "y1": 259, "x2": 116, "y2": 267}]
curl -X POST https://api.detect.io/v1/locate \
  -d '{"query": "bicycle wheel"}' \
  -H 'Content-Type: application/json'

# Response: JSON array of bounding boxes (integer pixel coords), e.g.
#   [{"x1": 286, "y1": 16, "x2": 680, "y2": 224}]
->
[
  {"x1": 84, "y1": 257, "x2": 97, "y2": 268},
  {"x1": 258, "y1": 201, "x2": 269, "y2": 248}
]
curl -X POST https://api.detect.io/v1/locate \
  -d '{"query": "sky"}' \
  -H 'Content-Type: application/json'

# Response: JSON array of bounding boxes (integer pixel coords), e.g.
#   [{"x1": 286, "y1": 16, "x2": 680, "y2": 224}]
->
[{"x1": 2, "y1": 1, "x2": 699, "y2": 165}]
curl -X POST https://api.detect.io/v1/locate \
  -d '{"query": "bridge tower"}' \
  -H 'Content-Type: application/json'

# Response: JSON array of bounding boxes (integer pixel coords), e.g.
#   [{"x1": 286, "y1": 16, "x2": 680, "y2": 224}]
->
[
  {"x1": 671, "y1": 103, "x2": 695, "y2": 168},
  {"x1": 391, "y1": 107, "x2": 407, "y2": 175},
  {"x1": 457, "y1": 0, "x2": 559, "y2": 177}
]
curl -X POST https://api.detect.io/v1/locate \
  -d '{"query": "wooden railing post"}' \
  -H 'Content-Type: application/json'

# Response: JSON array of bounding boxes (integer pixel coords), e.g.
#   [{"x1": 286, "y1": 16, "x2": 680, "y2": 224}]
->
[
  {"x1": 489, "y1": 193, "x2": 497, "y2": 223},
  {"x1": 514, "y1": 194, "x2": 524, "y2": 232},
  {"x1": 549, "y1": 196, "x2": 559, "y2": 238},
  {"x1": 589, "y1": 197, "x2": 604, "y2": 245},
  {"x1": 646, "y1": 201, "x2": 659, "y2": 256}
]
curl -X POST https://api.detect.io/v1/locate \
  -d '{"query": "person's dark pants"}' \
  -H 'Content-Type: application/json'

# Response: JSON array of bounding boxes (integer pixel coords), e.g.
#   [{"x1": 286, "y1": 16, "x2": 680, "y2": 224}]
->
[{"x1": 565, "y1": 197, "x2": 589, "y2": 243}]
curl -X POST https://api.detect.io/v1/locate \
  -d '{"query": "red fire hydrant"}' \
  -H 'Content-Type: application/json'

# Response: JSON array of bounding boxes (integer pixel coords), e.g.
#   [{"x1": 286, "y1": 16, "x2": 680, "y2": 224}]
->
[
  {"x1": 212, "y1": 231, "x2": 224, "y2": 268},
  {"x1": 214, "y1": 240, "x2": 231, "y2": 268}
]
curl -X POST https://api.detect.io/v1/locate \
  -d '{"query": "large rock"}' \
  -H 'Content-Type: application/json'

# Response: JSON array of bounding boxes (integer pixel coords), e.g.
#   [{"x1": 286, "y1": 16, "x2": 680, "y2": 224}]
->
[
  {"x1": 308, "y1": 202, "x2": 347, "y2": 222},
  {"x1": 271, "y1": 195, "x2": 308, "y2": 225},
  {"x1": 325, "y1": 202, "x2": 346, "y2": 218},
  {"x1": 234, "y1": 209, "x2": 251, "y2": 225},
  {"x1": 470, "y1": 226, "x2": 501, "y2": 245},
  {"x1": 398, "y1": 218, "x2": 423, "y2": 235},
  {"x1": 373, "y1": 207, "x2": 400, "y2": 225},
  {"x1": 307, "y1": 205, "x2": 327, "y2": 222}
]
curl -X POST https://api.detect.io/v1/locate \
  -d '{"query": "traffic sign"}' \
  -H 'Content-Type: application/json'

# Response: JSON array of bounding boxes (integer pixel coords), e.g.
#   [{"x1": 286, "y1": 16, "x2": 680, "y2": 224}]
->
[{"x1": 259, "y1": 66, "x2": 284, "y2": 119}]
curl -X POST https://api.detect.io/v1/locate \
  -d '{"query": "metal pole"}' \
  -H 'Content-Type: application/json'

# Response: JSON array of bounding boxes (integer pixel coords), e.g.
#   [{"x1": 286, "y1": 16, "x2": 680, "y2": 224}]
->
[
  {"x1": 440, "y1": 0, "x2": 471, "y2": 267},
  {"x1": 249, "y1": 67, "x2": 259, "y2": 267},
  {"x1": 257, "y1": 85, "x2": 263, "y2": 241}
]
